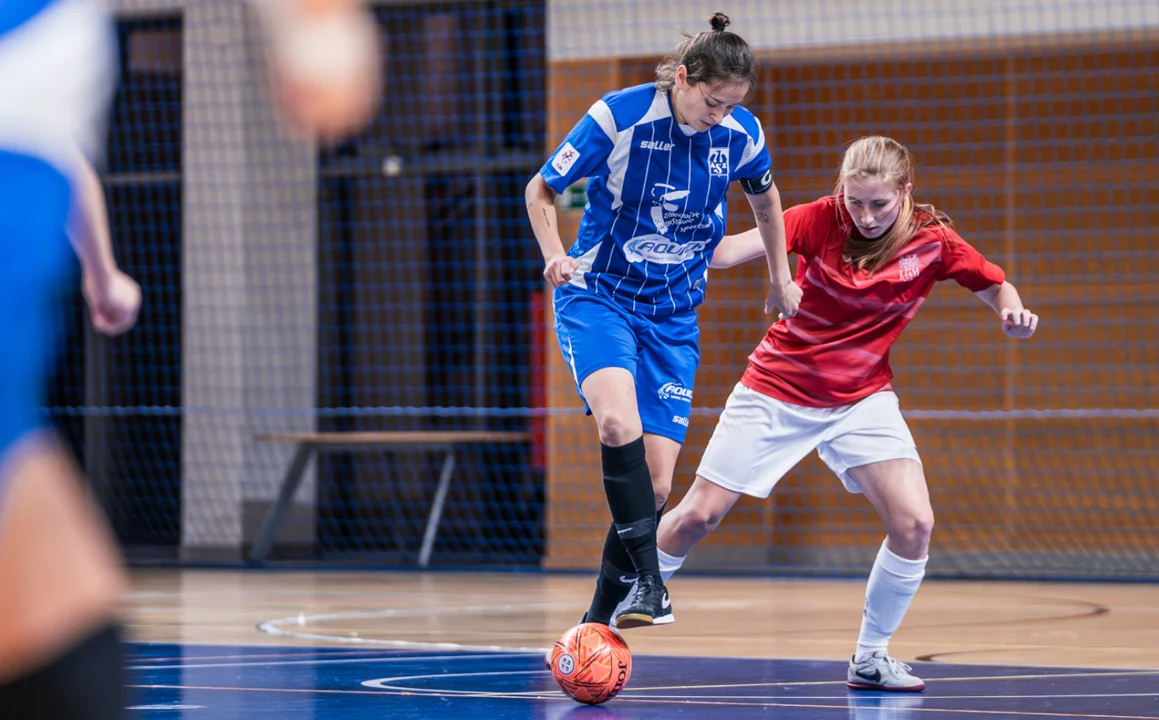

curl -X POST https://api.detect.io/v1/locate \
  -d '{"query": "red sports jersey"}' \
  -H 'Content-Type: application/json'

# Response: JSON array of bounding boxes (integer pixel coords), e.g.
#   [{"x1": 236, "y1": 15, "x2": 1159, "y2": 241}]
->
[{"x1": 742, "y1": 195, "x2": 1005, "y2": 408}]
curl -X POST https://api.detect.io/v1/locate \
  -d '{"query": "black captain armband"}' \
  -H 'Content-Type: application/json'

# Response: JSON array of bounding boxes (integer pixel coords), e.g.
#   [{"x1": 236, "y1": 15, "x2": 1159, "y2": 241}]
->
[{"x1": 739, "y1": 168, "x2": 774, "y2": 195}]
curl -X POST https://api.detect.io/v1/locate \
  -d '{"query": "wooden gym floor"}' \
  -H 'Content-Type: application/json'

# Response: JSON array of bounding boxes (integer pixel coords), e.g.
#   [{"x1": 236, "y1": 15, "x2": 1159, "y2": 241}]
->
[{"x1": 120, "y1": 568, "x2": 1159, "y2": 719}]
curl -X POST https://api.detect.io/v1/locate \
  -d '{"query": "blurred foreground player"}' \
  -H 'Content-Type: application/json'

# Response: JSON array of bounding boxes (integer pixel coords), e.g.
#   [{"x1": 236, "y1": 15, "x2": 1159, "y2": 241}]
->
[
  {"x1": 0, "y1": 1, "x2": 380, "y2": 718},
  {"x1": 0, "y1": 2, "x2": 133, "y2": 717}
]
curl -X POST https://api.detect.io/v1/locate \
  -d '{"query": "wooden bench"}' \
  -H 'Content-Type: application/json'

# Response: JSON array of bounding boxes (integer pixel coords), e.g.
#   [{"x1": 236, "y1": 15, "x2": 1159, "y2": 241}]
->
[{"x1": 250, "y1": 431, "x2": 531, "y2": 566}]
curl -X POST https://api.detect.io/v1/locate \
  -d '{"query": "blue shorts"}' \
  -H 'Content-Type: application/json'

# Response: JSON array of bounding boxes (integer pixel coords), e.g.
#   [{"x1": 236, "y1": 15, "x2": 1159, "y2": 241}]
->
[
  {"x1": 553, "y1": 286, "x2": 699, "y2": 444},
  {"x1": 0, "y1": 150, "x2": 74, "y2": 486}
]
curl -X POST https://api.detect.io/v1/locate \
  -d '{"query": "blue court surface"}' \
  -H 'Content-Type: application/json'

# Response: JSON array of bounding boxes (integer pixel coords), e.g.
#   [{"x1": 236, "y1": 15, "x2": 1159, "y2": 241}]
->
[{"x1": 126, "y1": 642, "x2": 1159, "y2": 719}]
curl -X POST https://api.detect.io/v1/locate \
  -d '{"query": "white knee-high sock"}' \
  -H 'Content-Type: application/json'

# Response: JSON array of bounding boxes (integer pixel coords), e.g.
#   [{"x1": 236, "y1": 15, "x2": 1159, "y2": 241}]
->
[
  {"x1": 855, "y1": 541, "x2": 926, "y2": 659},
  {"x1": 658, "y1": 548, "x2": 685, "y2": 583}
]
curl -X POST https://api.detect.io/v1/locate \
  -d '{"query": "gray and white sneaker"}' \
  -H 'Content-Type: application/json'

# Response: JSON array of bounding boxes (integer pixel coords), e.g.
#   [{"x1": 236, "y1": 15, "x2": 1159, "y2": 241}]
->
[{"x1": 846, "y1": 651, "x2": 925, "y2": 692}]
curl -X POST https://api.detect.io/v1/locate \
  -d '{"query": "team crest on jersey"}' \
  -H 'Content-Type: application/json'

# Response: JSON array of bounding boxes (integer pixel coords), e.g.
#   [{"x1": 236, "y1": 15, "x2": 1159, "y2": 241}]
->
[
  {"x1": 898, "y1": 254, "x2": 922, "y2": 281},
  {"x1": 708, "y1": 148, "x2": 729, "y2": 177}
]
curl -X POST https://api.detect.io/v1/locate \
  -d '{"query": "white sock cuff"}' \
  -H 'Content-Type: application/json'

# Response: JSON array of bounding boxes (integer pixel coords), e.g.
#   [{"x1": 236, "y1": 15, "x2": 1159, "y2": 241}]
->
[
  {"x1": 855, "y1": 643, "x2": 888, "y2": 659},
  {"x1": 877, "y1": 541, "x2": 927, "y2": 578},
  {"x1": 658, "y1": 548, "x2": 685, "y2": 581}
]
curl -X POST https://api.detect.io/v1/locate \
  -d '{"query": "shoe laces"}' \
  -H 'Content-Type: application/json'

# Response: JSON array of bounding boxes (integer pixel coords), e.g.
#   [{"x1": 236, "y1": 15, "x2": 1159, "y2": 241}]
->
[
  {"x1": 881, "y1": 654, "x2": 913, "y2": 675},
  {"x1": 632, "y1": 574, "x2": 660, "y2": 598}
]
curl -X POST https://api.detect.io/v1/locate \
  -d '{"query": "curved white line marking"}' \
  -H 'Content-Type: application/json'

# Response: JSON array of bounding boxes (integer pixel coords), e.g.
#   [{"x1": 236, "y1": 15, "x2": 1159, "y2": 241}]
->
[
  {"x1": 360, "y1": 669, "x2": 1159, "y2": 703},
  {"x1": 259, "y1": 602, "x2": 572, "y2": 653},
  {"x1": 363, "y1": 669, "x2": 557, "y2": 697},
  {"x1": 132, "y1": 652, "x2": 540, "y2": 671}
]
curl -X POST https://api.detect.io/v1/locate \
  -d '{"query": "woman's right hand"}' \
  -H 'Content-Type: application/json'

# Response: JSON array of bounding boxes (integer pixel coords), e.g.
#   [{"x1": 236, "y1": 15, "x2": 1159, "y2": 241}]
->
[
  {"x1": 544, "y1": 253, "x2": 579, "y2": 288},
  {"x1": 83, "y1": 268, "x2": 142, "y2": 336},
  {"x1": 764, "y1": 277, "x2": 802, "y2": 318}
]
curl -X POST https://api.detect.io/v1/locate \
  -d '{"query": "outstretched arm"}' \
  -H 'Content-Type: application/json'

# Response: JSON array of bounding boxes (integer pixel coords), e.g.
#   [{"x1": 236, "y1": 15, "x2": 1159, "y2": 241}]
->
[
  {"x1": 975, "y1": 281, "x2": 1039, "y2": 338},
  {"x1": 746, "y1": 185, "x2": 801, "y2": 317},
  {"x1": 68, "y1": 156, "x2": 141, "y2": 336},
  {"x1": 710, "y1": 226, "x2": 766, "y2": 269}
]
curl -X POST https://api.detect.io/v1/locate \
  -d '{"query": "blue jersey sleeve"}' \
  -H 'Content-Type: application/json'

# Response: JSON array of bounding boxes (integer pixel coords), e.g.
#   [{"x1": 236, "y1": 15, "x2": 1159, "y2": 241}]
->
[
  {"x1": 731, "y1": 112, "x2": 774, "y2": 195},
  {"x1": 539, "y1": 101, "x2": 616, "y2": 194}
]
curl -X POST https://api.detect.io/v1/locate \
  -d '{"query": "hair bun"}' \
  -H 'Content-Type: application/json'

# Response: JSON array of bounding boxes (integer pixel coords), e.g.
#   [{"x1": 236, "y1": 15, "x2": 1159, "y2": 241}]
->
[{"x1": 709, "y1": 12, "x2": 730, "y2": 32}]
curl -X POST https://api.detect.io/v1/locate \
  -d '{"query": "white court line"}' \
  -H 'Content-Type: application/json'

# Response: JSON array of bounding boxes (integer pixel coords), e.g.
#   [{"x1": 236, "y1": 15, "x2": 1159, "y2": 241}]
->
[
  {"x1": 137, "y1": 635, "x2": 1159, "y2": 673},
  {"x1": 599, "y1": 693, "x2": 1159, "y2": 701},
  {"x1": 361, "y1": 668, "x2": 1159, "y2": 701},
  {"x1": 131, "y1": 652, "x2": 540, "y2": 671},
  {"x1": 257, "y1": 598, "x2": 742, "y2": 654},
  {"x1": 363, "y1": 670, "x2": 555, "y2": 697},
  {"x1": 259, "y1": 601, "x2": 572, "y2": 654},
  {"x1": 126, "y1": 589, "x2": 440, "y2": 600},
  {"x1": 257, "y1": 603, "x2": 1159, "y2": 671}
]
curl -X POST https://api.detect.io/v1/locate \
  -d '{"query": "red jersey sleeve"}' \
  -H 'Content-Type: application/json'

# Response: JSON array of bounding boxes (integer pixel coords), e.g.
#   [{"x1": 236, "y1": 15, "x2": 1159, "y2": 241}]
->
[
  {"x1": 784, "y1": 197, "x2": 835, "y2": 257},
  {"x1": 936, "y1": 227, "x2": 1006, "y2": 292}
]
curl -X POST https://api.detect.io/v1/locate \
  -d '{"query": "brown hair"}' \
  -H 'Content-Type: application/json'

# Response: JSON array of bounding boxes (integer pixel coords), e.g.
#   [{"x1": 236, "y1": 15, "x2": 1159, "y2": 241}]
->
[
  {"x1": 834, "y1": 136, "x2": 954, "y2": 274},
  {"x1": 655, "y1": 13, "x2": 758, "y2": 96}
]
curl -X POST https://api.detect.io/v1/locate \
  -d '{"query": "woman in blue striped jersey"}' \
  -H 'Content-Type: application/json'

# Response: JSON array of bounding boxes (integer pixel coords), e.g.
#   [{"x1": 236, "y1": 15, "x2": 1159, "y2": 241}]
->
[{"x1": 526, "y1": 12, "x2": 801, "y2": 630}]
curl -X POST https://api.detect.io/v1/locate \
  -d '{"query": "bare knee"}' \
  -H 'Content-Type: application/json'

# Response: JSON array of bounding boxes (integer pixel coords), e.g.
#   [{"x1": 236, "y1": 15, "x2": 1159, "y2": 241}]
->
[
  {"x1": 653, "y1": 490, "x2": 669, "y2": 511},
  {"x1": 643, "y1": 435, "x2": 681, "y2": 512},
  {"x1": 888, "y1": 510, "x2": 935, "y2": 560},
  {"x1": 596, "y1": 412, "x2": 642, "y2": 447},
  {"x1": 665, "y1": 502, "x2": 725, "y2": 550},
  {"x1": 650, "y1": 472, "x2": 671, "y2": 511}
]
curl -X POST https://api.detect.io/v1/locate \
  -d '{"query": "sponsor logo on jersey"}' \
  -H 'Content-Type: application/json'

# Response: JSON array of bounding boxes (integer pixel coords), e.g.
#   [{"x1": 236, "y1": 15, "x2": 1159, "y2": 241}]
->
[
  {"x1": 649, "y1": 183, "x2": 705, "y2": 235},
  {"x1": 671, "y1": 415, "x2": 689, "y2": 427},
  {"x1": 639, "y1": 140, "x2": 673, "y2": 152},
  {"x1": 623, "y1": 235, "x2": 711, "y2": 264},
  {"x1": 658, "y1": 382, "x2": 694, "y2": 403}
]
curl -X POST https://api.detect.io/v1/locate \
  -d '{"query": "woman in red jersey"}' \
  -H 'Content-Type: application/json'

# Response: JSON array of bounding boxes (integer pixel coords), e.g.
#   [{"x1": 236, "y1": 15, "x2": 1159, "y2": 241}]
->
[{"x1": 654, "y1": 136, "x2": 1038, "y2": 692}]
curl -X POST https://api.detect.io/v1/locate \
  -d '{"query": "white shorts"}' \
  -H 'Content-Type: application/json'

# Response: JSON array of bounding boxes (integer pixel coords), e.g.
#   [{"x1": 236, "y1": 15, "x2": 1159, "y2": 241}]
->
[{"x1": 697, "y1": 384, "x2": 922, "y2": 497}]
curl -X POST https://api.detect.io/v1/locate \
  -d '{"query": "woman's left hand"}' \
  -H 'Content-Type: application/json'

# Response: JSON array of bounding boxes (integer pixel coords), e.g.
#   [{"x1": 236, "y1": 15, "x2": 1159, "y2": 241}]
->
[{"x1": 1000, "y1": 308, "x2": 1038, "y2": 339}]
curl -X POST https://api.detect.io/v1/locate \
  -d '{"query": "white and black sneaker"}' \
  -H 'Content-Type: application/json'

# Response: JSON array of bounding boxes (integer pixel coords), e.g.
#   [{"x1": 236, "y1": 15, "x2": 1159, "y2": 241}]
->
[
  {"x1": 613, "y1": 575, "x2": 670, "y2": 630},
  {"x1": 611, "y1": 581, "x2": 675, "y2": 627},
  {"x1": 847, "y1": 651, "x2": 926, "y2": 692}
]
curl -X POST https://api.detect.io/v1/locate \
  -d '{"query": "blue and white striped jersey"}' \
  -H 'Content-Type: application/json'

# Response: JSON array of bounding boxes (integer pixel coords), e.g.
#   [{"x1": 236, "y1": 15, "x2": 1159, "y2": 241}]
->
[
  {"x1": 0, "y1": 0, "x2": 114, "y2": 173},
  {"x1": 540, "y1": 83, "x2": 772, "y2": 319}
]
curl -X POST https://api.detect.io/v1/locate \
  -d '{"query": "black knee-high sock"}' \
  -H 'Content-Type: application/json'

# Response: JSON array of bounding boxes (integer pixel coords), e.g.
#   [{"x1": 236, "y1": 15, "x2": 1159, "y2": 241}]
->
[
  {"x1": 601, "y1": 436, "x2": 660, "y2": 579},
  {"x1": 587, "y1": 502, "x2": 667, "y2": 623},
  {"x1": 0, "y1": 622, "x2": 125, "y2": 720}
]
